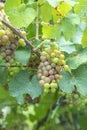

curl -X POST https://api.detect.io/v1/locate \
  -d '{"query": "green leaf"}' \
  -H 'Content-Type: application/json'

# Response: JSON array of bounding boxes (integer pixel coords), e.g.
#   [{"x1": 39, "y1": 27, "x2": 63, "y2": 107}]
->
[
  {"x1": 40, "y1": 2, "x2": 52, "y2": 22},
  {"x1": 73, "y1": 65, "x2": 87, "y2": 95},
  {"x1": 15, "y1": 48, "x2": 31, "y2": 64},
  {"x1": 64, "y1": 0, "x2": 77, "y2": 6},
  {"x1": 46, "y1": 0, "x2": 60, "y2": 7},
  {"x1": 66, "y1": 48, "x2": 87, "y2": 69},
  {"x1": 0, "y1": 67, "x2": 8, "y2": 84},
  {"x1": 5, "y1": 0, "x2": 21, "y2": 9},
  {"x1": 59, "y1": 65, "x2": 87, "y2": 95},
  {"x1": 0, "y1": 86, "x2": 9, "y2": 100},
  {"x1": 42, "y1": 24, "x2": 60, "y2": 40},
  {"x1": 59, "y1": 71, "x2": 74, "y2": 93},
  {"x1": 82, "y1": 27, "x2": 87, "y2": 48},
  {"x1": 5, "y1": 3, "x2": 36, "y2": 28},
  {"x1": 67, "y1": 13, "x2": 80, "y2": 25},
  {"x1": 57, "y1": 36, "x2": 76, "y2": 54},
  {"x1": 9, "y1": 71, "x2": 42, "y2": 104},
  {"x1": 29, "y1": 76, "x2": 43, "y2": 99},
  {"x1": 72, "y1": 22, "x2": 86, "y2": 44}
]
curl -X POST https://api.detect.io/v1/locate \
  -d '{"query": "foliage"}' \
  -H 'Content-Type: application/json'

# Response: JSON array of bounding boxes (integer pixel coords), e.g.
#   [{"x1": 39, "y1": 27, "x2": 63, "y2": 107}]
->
[{"x1": 0, "y1": 0, "x2": 87, "y2": 130}]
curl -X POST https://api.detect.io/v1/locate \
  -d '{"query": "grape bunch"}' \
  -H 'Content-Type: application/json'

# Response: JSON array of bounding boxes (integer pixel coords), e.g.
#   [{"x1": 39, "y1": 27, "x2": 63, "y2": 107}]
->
[
  {"x1": 0, "y1": 2, "x2": 26, "y2": 64},
  {"x1": 37, "y1": 40, "x2": 69, "y2": 93}
]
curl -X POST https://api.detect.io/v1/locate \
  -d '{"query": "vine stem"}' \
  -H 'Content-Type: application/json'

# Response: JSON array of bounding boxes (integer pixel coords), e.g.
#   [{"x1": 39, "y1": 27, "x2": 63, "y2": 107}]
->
[{"x1": 2, "y1": 20, "x2": 41, "y2": 55}]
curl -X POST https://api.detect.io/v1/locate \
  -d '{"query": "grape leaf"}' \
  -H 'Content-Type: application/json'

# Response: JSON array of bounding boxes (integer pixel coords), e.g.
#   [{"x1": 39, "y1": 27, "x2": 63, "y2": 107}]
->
[
  {"x1": 46, "y1": 0, "x2": 60, "y2": 7},
  {"x1": 59, "y1": 65, "x2": 87, "y2": 95},
  {"x1": 5, "y1": 3, "x2": 36, "y2": 28},
  {"x1": 59, "y1": 71, "x2": 74, "y2": 93},
  {"x1": 57, "y1": 36, "x2": 76, "y2": 54},
  {"x1": 66, "y1": 48, "x2": 87, "y2": 69},
  {"x1": 73, "y1": 65, "x2": 87, "y2": 95},
  {"x1": 15, "y1": 48, "x2": 31, "y2": 65},
  {"x1": 0, "y1": 68, "x2": 8, "y2": 84},
  {"x1": 82, "y1": 27, "x2": 87, "y2": 48},
  {"x1": 9, "y1": 71, "x2": 42, "y2": 104},
  {"x1": 0, "y1": 86, "x2": 10, "y2": 100}
]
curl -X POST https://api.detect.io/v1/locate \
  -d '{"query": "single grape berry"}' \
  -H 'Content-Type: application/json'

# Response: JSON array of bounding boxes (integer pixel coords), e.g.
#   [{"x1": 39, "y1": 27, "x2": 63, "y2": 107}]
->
[{"x1": 18, "y1": 38, "x2": 26, "y2": 47}]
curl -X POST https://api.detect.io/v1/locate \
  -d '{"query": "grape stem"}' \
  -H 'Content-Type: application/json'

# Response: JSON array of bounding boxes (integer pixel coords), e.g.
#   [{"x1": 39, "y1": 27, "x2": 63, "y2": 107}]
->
[{"x1": 2, "y1": 20, "x2": 41, "y2": 55}]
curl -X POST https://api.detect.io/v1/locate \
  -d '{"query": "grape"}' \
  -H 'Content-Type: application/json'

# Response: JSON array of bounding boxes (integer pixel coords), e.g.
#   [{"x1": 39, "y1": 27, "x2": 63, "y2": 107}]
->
[
  {"x1": 44, "y1": 88, "x2": 49, "y2": 93},
  {"x1": 42, "y1": 66, "x2": 46, "y2": 71},
  {"x1": 2, "y1": 35, "x2": 9, "y2": 43},
  {"x1": 55, "y1": 74, "x2": 60, "y2": 79},
  {"x1": 60, "y1": 54, "x2": 65, "y2": 60},
  {"x1": 46, "y1": 65, "x2": 52, "y2": 71},
  {"x1": 0, "y1": 29, "x2": 5, "y2": 36},
  {"x1": 5, "y1": 49, "x2": 12, "y2": 55},
  {"x1": 56, "y1": 66, "x2": 61, "y2": 73},
  {"x1": 49, "y1": 69, "x2": 54, "y2": 75},
  {"x1": 51, "y1": 52, "x2": 56, "y2": 58},
  {"x1": 41, "y1": 51, "x2": 47, "y2": 56},
  {"x1": 43, "y1": 70, "x2": 49, "y2": 76},
  {"x1": 51, "y1": 88, "x2": 56, "y2": 93},
  {"x1": 18, "y1": 38, "x2": 26, "y2": 47},
  {"x1": 51, "y1": 63, "x2": 56, "y2": 68},
  {"x1": 50, "y1": 82, "x2": 57, "y2": 89},
  {"x1": 63, "y1": 65, "x2": 69, "y2": 70},
  {"x1": 39, "y1": 80, "x2": 45, "y2": 87},
  {"x1": 44, "y1": 83, "x2": 50, "y2": 89},
  {"x1": 52, "y1": 57, "x2": 59, "y2": 64},
  {"x1": 37, "y1": 73, "x2": 42, "y2": 80},
  {"x1": 6, "y1": 30, "x2": 13, "y2": 38},
  {"x1": 41, "y1": 76, "x2": 46, "y2": 80},
  {"x1": 44, "y1": 77, "x2": 50, "y2": 83},
  {"x1": 49, "y1": 75, "x2": 55, "y2": 80},
  {"x1": 5, "y1": 55, "x2": 11, "y2": 61},
  {"x1": 10, "y1": 44, "x2": 17, "y2": 50},
  {"x1": 39, "y1": 62, "x2": 44, "y2": 68},
  {"x1": 21, "y1": 31, "x2": 27, "y2": 37},
  {"x1": 40, "y1": 56, "x2": 47, "y2": 62},
  {"x1": 44, "y1": 61, "x2": 49, "y2": 66}
]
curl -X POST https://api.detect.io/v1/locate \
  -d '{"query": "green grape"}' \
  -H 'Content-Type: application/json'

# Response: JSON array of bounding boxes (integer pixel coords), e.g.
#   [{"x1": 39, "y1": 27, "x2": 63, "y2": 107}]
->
[
  {"x1": 44, "y1": 88, "x2": 49, "y2": 93},
  {"x1": 39, "y1": 80, "x2": 45, "y2": 87},
  {"x1": 51, "y1": 88, "x2": 56, "y2": 93},
  {"x1": 63, "y1": 65, "x2": 69, "y2": 71},
  {"x1": 52, "y1": 57, "x2": 59, "y2": 64},
  {"x1": 50, "y1": 82, "x2": 57, "y2": 89},
  {"x1": 60, "y1": 54, "x2": 65, "y2": 60},
  {"x1": 0, "y1": 29, "x2": 5, "y2": 37},
  {"x1": 21, "y1": 31, "x2": 27, "y2": 37},
  {"x1": 44, "y1": 83, "x2": 50, "y2": 89},
  {"x1": 18, "y1": 38, "x2": 26, "y2": 47}
]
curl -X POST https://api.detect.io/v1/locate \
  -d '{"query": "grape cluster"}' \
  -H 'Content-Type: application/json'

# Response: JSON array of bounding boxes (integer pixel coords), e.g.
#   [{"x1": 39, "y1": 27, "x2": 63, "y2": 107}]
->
[
  {"x1": 0, "y1": 2, "x2": 26, "y2": 65},
  {"x1": 37, "y1": 41, "x2": 69, "y2": 93}
]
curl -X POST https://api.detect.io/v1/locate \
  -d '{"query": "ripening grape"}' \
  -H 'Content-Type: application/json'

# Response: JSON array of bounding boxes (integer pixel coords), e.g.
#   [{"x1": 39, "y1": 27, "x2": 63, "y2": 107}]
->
[
  {"x1": 37, "y1": 40, "x2": 69, "y2": 93},
  {"x1": 18, "y1": 38, "x2": 26, "y2": 47},
  {"x1": 2, "y1": 35, "x2": 9, "y2": 43},
  {"x1": 0, "y1": 29, "x2": 5, "y2": 36},
  {"x1": 63, "y1": 65, "x2": 69, "y2": 71},
  {"x1": 21, "y1": 31, "x2": 27, "y2": 37},
  {"x1": 39, "y1": 80, "x2": 45, "y2": 87}
]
